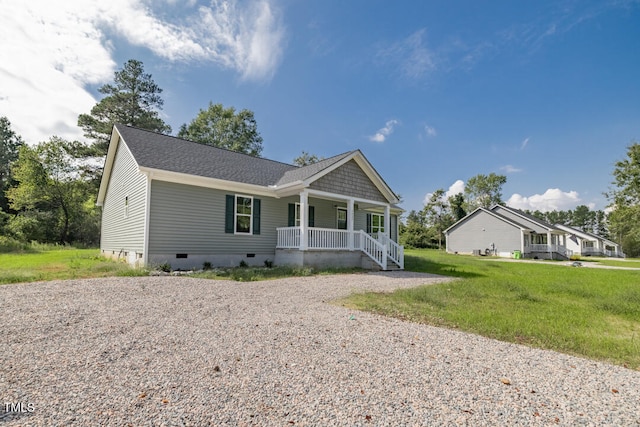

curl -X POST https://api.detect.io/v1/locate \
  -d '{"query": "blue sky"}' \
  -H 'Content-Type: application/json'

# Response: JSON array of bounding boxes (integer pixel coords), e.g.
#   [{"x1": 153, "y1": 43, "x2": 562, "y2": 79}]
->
[{"x1": 2, "y1": 0, "x2": 639, "y2": 215}]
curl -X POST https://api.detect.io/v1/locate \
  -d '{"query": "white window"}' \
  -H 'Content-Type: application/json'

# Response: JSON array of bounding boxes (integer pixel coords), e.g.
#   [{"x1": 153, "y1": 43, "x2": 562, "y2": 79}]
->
[
  {"x1": 371, "y1": 213, "x2": 385, "y2": 234},
  {"x1": 235, "y1": 195, "x2": 253, "y2": 234}
]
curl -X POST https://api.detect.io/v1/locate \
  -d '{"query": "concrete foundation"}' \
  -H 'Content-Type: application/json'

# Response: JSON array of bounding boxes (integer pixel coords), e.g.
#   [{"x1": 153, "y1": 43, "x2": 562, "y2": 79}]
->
[{"x1": 275, "y1": 249, "x2": 376, "y2": 270}]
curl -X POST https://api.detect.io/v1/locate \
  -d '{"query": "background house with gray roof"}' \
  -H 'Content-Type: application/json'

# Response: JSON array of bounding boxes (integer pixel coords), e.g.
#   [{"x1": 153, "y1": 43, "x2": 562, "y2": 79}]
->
[
  {"x1": 555, "y1": 224, "x2": 624, "y2": 258},
  {"x1": 97, "y1": 124, "x2": 404, "y2": 270},
  {"x1": 444, "y1": 205, "x2": 572, "y2": 260}
]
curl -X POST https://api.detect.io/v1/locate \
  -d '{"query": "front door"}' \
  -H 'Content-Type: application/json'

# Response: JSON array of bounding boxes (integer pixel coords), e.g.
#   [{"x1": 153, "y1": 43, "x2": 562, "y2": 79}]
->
[{"x1": 336, "y1": 207, "x2": 347, "y2": 230}]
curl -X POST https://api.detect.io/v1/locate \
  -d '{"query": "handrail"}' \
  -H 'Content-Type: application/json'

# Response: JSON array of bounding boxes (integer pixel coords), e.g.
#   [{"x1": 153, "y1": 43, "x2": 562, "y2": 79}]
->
[
  {"x1": 359, "y1": 231, "x2": 387, "y2": 270},
  {"x1": 376, "y1": 233, "x2": 404, "y2": 269}
]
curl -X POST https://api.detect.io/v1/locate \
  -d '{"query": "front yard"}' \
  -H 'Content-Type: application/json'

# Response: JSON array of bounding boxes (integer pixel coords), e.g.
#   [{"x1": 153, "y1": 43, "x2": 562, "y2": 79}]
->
[{"x1": 338, "y1": 249, "x2": 640, "y2": 369}]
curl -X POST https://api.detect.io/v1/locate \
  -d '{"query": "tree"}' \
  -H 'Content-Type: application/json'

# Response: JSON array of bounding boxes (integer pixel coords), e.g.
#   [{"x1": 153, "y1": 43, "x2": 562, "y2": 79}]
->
[
  {"x1": 0, "y1": 117, "x2": 24, "y2": 212},
  {"x1": 178, "y1": 102, "x2": 263, "y2": 157},
  {"x1": 7, "y1": 138, "x2": 98, "y2": 244},
  {"x1": 78, "y1": 59, "x2": 171, "y2": 156},
  {"x1": 571, "y1": 205, "x2": 595, "y2": 233},
  {"x1": 400, "y1": 210, "x2": 432, "y2": 248},
  {"x1": 606, "y1": 142, "x2": 640, "y2": 256},
  {"x1": 448, "y1": 192, "x2": 466, "y2": 221},
  {"x1": 422, "y1": 189, "x2": 454, "y2": 249},
  {"x1": 293, "y1": 151, "x2": 324, "y2": 166},
  {"x1": 464, "y1": 173, "x2": 507, "y2": 209}
]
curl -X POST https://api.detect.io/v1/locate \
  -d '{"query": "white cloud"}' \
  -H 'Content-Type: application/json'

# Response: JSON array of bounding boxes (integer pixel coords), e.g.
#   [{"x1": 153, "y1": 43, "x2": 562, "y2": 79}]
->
[
  {"x1": 0, "y1": 0, "x2": 285, "y2": 144},
  {"x1": 369, "y1": 119, "x2": 399, "y2": 143},
  {"x1": 445, "y1": 180, "x2": 465, "y2": 198},
  {"x1": 423, "y1": 180, "x2": 465, "y2": 205},
  {"x1": 500, "y1": 164, "x2": 523, "y2": 173},
  {"x1": 520, "y1": 137, "x2": 530, "y2": 150},
  {"x1": 376, "y1": 29, "x2": 436, "y2": 79},
  {"x1": 424, "y1": 125, "x2": 437, "y2": 137},
  {"x1": 507, "y1": 188, "x2": 582, "y2": 212}
]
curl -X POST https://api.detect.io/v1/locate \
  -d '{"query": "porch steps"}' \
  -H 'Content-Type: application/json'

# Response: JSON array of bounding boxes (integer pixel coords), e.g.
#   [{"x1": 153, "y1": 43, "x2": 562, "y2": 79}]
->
[{"x1": 361, "y1": 254, "x2": 403, "y2": 271}]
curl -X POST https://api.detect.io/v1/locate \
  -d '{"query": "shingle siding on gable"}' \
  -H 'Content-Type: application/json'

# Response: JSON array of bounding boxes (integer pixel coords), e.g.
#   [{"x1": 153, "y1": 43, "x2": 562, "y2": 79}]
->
[
  {"x1": 447, "y1": 210, "x2": 521, "y2": 254},
  {"x1": 100, "y1": 141, "x2": 146, "y2": 253},
  {"x1": 309, "y1": 160, "x2": 387, "y2": 203}
]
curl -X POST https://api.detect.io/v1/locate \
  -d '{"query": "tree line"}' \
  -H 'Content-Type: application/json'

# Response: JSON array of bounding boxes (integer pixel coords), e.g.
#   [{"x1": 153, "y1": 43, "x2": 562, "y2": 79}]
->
[
  {"x1": 1, "y1": 59, "x2": 639, "y2": 256},
  {"x1": 0, "y1": 59, "x2": 265, "y2": 246}
]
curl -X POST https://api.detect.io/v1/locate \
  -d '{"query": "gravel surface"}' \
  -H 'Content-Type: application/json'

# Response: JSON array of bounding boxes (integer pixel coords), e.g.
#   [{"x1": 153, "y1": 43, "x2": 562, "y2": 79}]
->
[{"x1": 1, "y1": 272, "x2": 639, "y2": 426}]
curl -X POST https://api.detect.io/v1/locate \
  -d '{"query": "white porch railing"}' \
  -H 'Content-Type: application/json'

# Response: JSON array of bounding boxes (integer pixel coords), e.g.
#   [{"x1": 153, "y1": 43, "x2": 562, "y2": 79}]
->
[
  {"x1": 376, "y1": 232, "x2": 404, "y2": 269},
  {"x1": 529, "y1": 244, "x2": 573, "y2": 258},
  {"x1": 360, "y1": 231, "x2": 387, "y2": 270},
  {"x1": 276, "y1": 227, "x2": 403, "y2": 270},
  {"x1": 581, "y1": 247, "x2": 603, "y2": 256}
]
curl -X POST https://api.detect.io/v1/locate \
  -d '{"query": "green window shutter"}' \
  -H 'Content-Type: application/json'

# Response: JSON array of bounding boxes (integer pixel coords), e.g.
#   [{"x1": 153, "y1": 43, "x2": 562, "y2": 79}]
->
[
  {"x1": 366, "y1": 213, "x2": 372, "y2": 233},
  {"x1": 253, "y1": 198, "x2": 261, "y2": 235},
  {"x1": 288, "y1": 203, "x2": 296, "y2": 227},
  {"x1": 308, "y1": 206, "x2": 315, "y2": 227},
  {"x1": 225, "y1": 195, "x2": 234, "y2": 233}
]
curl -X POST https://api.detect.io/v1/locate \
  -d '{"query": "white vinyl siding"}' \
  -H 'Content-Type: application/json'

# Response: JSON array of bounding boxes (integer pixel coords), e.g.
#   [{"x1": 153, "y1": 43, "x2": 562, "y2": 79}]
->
[
  {"x1": 100, "y1": 141, "x2": 146, "y2": 253},
  {"x1": 148, "y1": 181, "x2": 284, "y2": 255},
  {"x1": 447, "y1": 210, "x2": 522, "y2": 254}
]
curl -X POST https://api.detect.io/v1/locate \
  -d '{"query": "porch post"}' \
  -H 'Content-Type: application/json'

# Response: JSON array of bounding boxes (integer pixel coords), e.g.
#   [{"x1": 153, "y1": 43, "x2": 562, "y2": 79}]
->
[
  {"x1": 384, "y1": 205, "x2": 391, "y2": 237},
  {"x1": 347, "y1": 198, "x2": 354, "y2": 250},
  {"x1": 300, "y1": 191, "x2": 308, "y2": 250},
  {"x1": 547, "y1": 231, "x2": 552, "y2": 258}
]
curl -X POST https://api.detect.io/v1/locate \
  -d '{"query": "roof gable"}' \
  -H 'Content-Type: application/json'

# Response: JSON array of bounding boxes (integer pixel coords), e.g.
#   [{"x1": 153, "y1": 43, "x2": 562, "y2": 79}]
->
[{"x1": 445, "y1": 207, "x2": 532, "y2": 234}]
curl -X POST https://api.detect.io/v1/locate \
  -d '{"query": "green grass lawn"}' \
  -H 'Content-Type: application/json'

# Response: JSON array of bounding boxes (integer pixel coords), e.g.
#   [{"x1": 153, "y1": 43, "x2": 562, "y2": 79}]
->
[
  {"x1": 338, "y1": 249, "x2": 640, "y2": 370},
  {"x1": 0, "y1": 247, "x2": 147, "y2": 285},
  {"x1": 590, "y1": 257, "x2": 640, "y2": 268}
]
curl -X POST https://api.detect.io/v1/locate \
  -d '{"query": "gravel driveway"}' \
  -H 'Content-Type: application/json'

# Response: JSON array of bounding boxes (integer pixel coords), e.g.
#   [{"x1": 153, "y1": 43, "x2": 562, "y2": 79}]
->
[{"x1": 2, "y1": 272, "x2": 639, "y2": 426}]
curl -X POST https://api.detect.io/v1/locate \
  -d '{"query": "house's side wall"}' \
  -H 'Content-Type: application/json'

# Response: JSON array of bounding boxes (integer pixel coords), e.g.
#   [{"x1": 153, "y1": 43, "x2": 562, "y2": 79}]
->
[
  {"x1": 310, "y1": 160, "x2": 388, "y2": 203},
  {"x1": 100, "y1": 141, "x2": 147, "y2": 264},
  {"x1": 148, "y1": 181, "x2": 289, "y2": 269},
  {"x1": 446, "y1": 211, "x2": 521, "y2": 255},
  {"x1": 565, "y1": 237, "x2": 582, "y2": 254}
]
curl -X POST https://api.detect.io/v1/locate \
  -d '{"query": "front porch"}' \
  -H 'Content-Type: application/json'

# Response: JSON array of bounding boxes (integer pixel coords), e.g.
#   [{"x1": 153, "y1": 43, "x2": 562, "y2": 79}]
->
[
  {"x1": 525, "y1": 244, "x2": 573, "y2": 260},
  {"x1": 523, "y1": 232, "x2": 572, "y2": 260},
  {"x1": 276, "y1": 226, "x2": 404, "y2": 270}
]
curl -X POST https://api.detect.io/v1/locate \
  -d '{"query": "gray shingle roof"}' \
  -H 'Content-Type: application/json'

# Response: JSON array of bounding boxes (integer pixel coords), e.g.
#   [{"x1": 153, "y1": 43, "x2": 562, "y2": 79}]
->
[
  {"x1": 275, "y1": 151, "x2": 356, "y2": 186},
  {"x1": 114, "y1": 124, "x2": 352, "y2": 187},
  {"x1": 491, "y1": 205, "x2": 560, "y2": 231}
]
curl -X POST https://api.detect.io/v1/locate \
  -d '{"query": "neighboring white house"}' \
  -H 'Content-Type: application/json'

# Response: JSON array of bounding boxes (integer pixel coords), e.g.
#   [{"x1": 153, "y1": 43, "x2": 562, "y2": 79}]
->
[
  {"x1": 554, "y1": 224, "x2": 624, "y2": 257},
  {"x1": 445, "y1": 205, "x2": 572, "y2": 260},
  {"x1": 97, "y1": 124, "x2": 404, "y2": 270}
]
